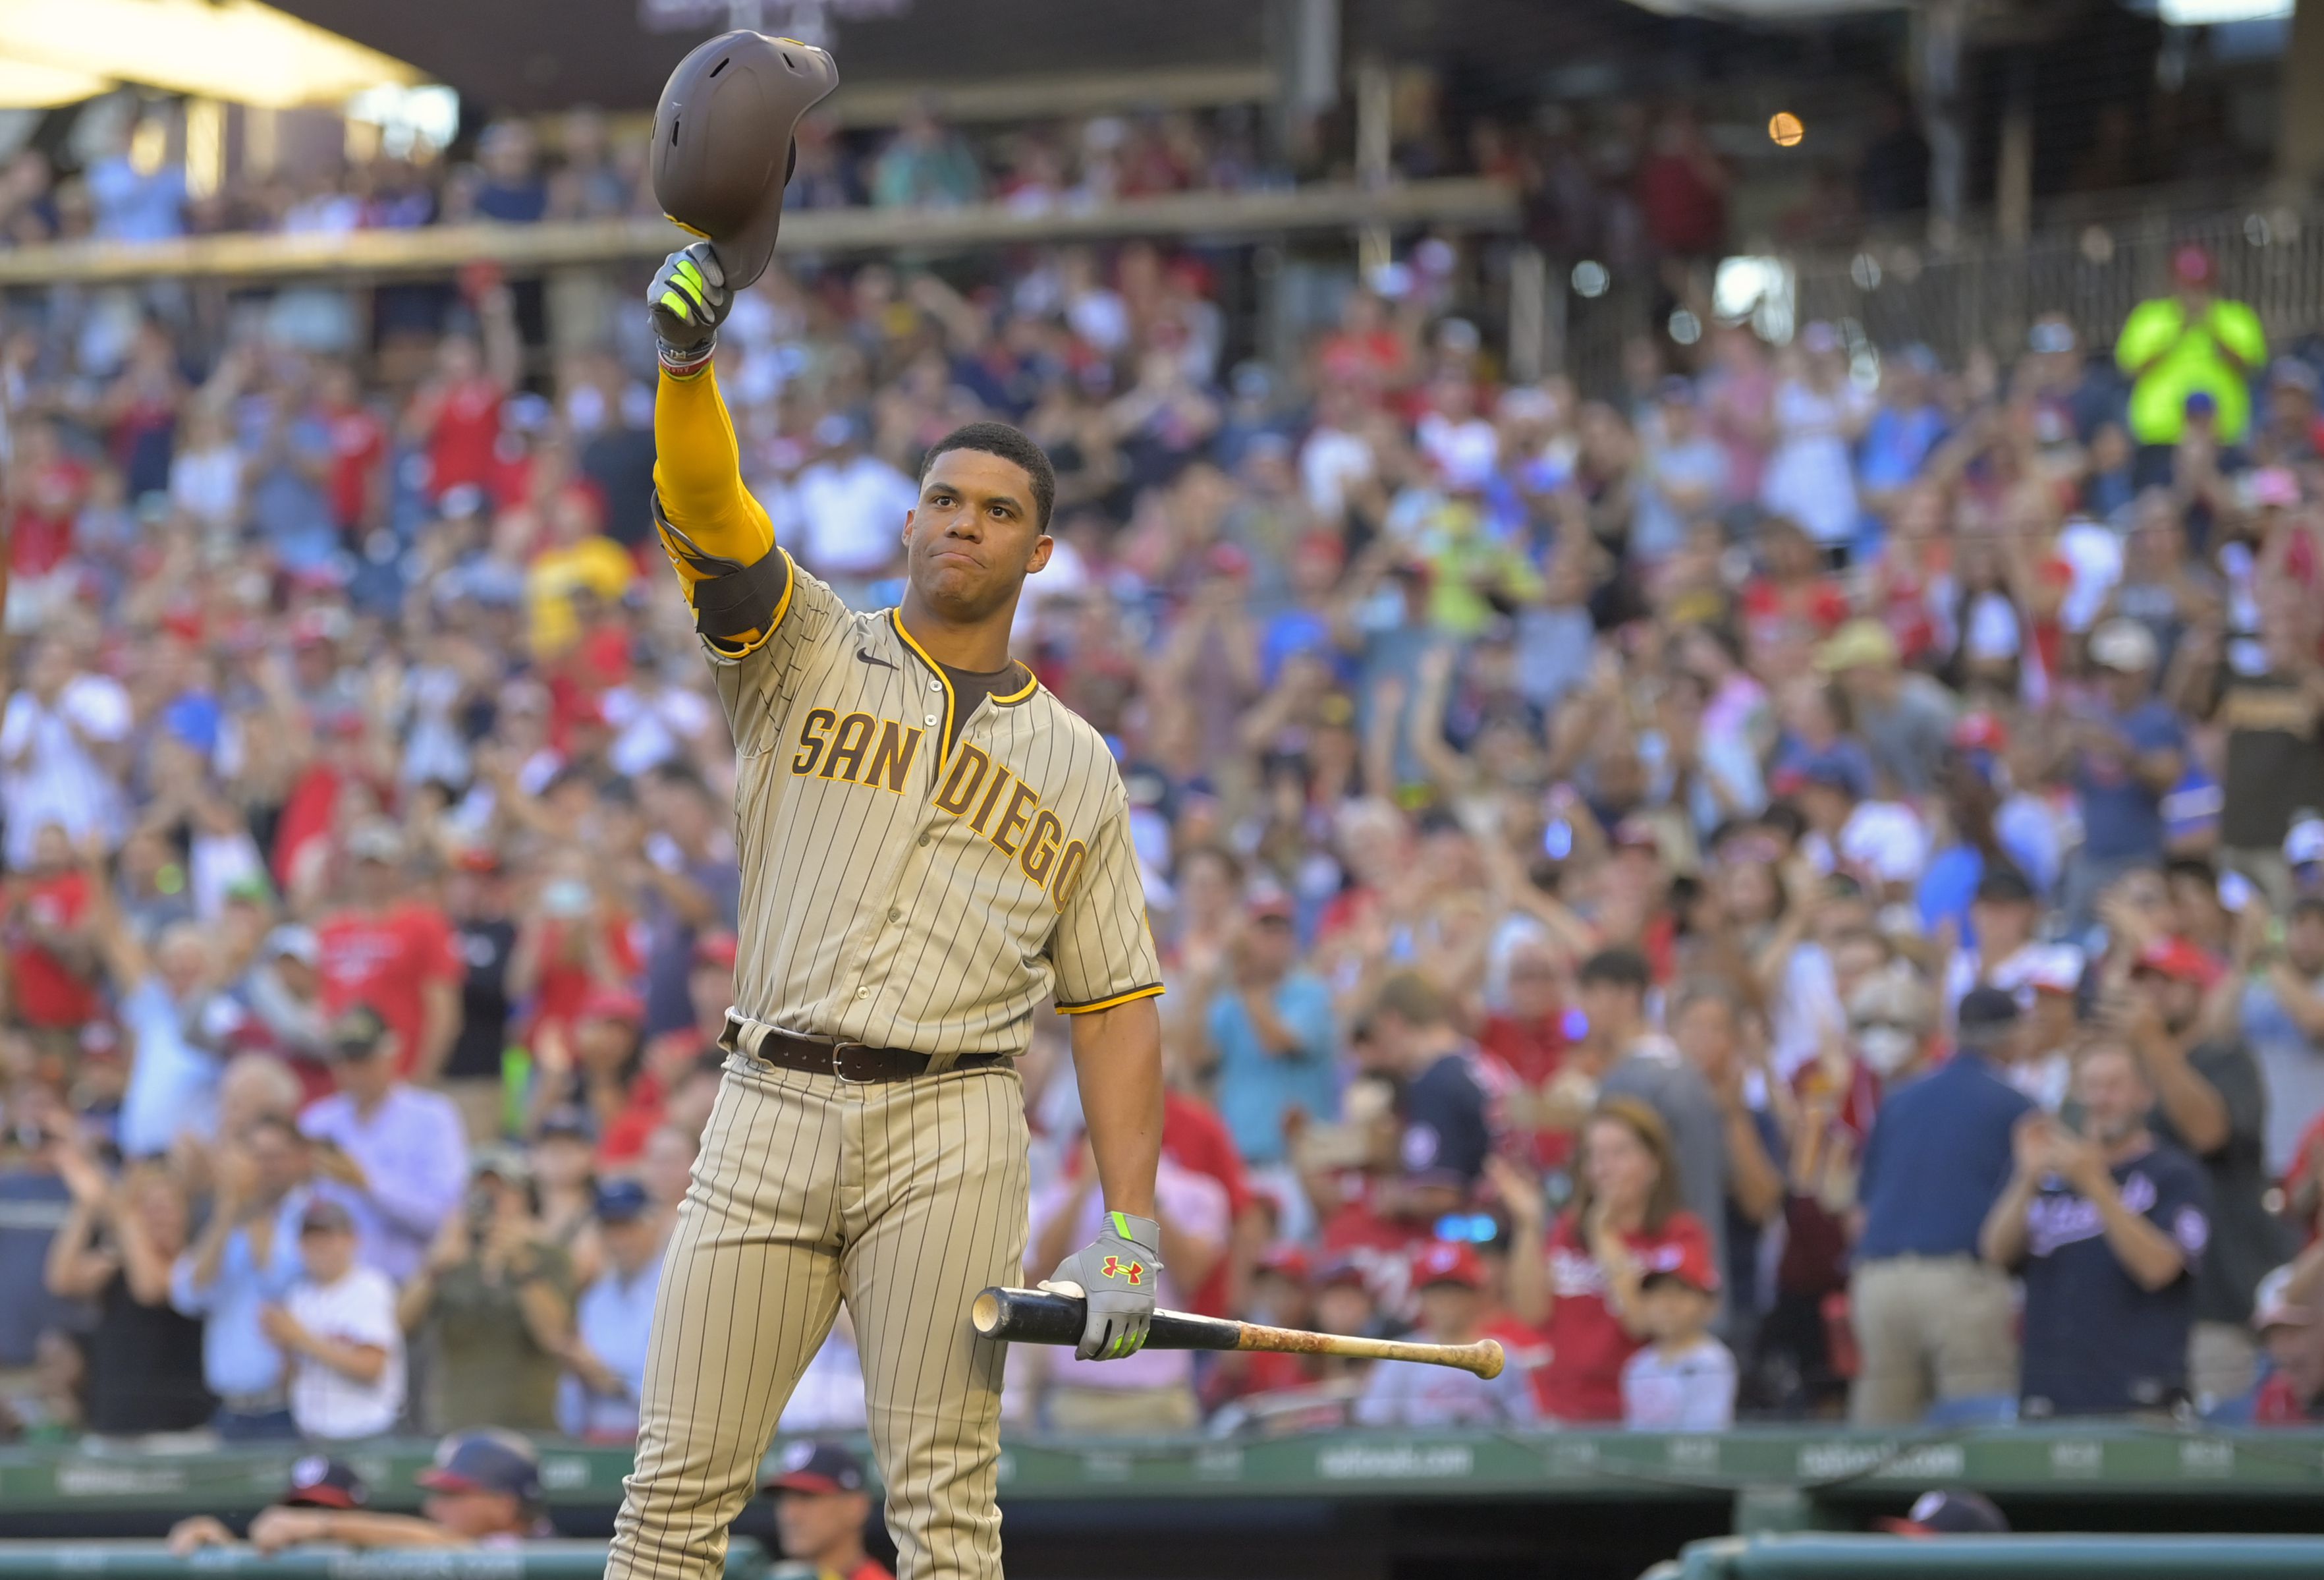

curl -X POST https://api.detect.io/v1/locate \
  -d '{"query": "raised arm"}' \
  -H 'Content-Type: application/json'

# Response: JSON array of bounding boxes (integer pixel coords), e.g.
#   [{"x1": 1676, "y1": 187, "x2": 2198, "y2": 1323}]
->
[{"x1": 647, "y1": 244, "x2": 788, "y2": 657}]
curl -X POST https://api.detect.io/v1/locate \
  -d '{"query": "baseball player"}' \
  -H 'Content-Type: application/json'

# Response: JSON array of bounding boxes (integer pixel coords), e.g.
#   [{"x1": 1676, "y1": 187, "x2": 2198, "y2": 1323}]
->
[{"x1": 605, "y1": 32, "x2": 1169, "y2": 1580}]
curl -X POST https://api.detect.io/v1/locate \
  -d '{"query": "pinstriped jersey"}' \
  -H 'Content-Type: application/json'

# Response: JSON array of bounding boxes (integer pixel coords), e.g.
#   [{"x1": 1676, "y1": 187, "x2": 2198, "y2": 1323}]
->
[{"x1": 700, "y1": 548, "x2": 1162, "y2": 1062}]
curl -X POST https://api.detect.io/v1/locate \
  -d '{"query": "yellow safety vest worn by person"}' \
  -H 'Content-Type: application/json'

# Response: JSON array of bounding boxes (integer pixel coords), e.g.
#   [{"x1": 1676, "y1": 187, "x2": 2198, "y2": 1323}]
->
[{"x1": 2115, "y1": 293, "x2": 2265, "y2": 446}]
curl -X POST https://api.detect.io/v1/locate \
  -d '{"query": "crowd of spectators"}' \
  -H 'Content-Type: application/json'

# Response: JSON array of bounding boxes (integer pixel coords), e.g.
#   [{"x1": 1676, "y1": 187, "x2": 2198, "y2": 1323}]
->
[
  {"x1": 0, "y1": 98, "x2": 1304, "y2": 258},
  {"x1": 11, "y1": 109, "x2": 2324, "y2": 1451}
]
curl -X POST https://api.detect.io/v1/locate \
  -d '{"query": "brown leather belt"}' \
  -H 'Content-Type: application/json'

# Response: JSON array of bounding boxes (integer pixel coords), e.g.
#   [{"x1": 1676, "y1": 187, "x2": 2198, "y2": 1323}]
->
[{"x1": 728, "y1": 1017, "x2": 1007, "y2": 1083}]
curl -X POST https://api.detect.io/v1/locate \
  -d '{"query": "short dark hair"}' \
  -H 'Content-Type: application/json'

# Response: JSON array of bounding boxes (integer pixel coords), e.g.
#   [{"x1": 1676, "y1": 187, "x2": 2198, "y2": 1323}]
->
[
  {"x1": 919, "y1": 422, "x2": 1057, "y2": 531},
  {"x1": 2163, "y1": 854, "x2": 2218, "y2": 889},
  {"x1": 1578, "y1": 946, "x2": 1652, "y2": 996}
]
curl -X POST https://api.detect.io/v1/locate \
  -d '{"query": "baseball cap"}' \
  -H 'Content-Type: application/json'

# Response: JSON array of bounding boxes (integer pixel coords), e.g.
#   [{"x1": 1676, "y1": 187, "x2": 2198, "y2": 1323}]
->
[
  {"x1": 595, "y1": 1177, "x2": 651, "y2": 1224},
  {"x1": 346, "y1": 820, "x2": 404, "y2": 864},
  {"x1": 2250, "y1": 466, "x2": 2303, "y2": 509},
  {"x1": 1245, "y1": 889, "x2": 1295, "y2": 923},
  {"x1": 417, "y1": 1429, "x2": 543, "y2": 1503},
  {"x1": 266, "y1": 924, "x2": 320, "y2": 966},
  {"x1": 1637, "y1": 1235, "x2": 1721, "y2": 1295},
  {"x1": 283, "y1": 1455, "x2": 368, "y2": 1510},
  {"x1": 2171, "y1": 243, "x2": 2217, "y2": 287},
  {"x1": 2254, "y1": 1264, "x2": 2315, "y2": 1333},
  {"x1": 300, "y1": 1199, "x2": 354, "y2": 1236},
  {"x1": 1815, "y1": 619, "x2": 1900, "y2": 674},
  {"x1": 1655, "y1": 374, "x2": 1698, "y2": 407},
  {"x1": 578, "y1": 986, "x2": 647, "y2": 1027},
  {"x1": 1317, "y1": 1255, "x2": 1371, "y2": 1291},
  {"x1": 327, "y1": 1005, "x2": 391, "y2": 1061},
  {"x1": 537, "y1": 1105, "x2": 597, "y2": 1144},
  {"x1": 2023, "y1": 943, "x2": 2087, "y2": 998},
  {"x1": 1956, "y1": 985, "x2": 2024, "y2": 1036},
  {"x1": 1974, "y1": 868, "x2": 2035, "y2": 907},
  {"x1": 471, "y1": 1142, "x2": 532, "y2": 1185},
  {"x1": 2134, "y1": 938, "x2": 2225, "y2": 989},
  {"x1": 763, "y1": 1441, "x2": 868, "y2": 1497},
  {"x1": 2089, "y1": 617, "x2": 2160, "y2": 673},
  {"x1": 2285, "y1": 812, "x2": 2324, "y2": 868},
  {"x1": 2270, "y1": 359, "x2": 2319, "y2": 395},
  {"x1": 694, "y1": 932, "x2": 740, "y2": 970},
  {"x1": 1950, "y1": 710, "x2": 2010, "y2": 756},
  {"x1": 1411, "y1": 1239, "x2": 1485, "y2": 1291},
  {"x1": 1609, "y1": 816, "x2": 1662, "y2": 855},
  {"x1": 2185, "y1": 389, "x2": 2219, "y2": 419},
  {"x1": 1877, "y1": 1489, "x2": 2010, "y2": 1537},
  {"x1": 1256, "y1": 1245, "x2": 1312, "y2": 1284}
]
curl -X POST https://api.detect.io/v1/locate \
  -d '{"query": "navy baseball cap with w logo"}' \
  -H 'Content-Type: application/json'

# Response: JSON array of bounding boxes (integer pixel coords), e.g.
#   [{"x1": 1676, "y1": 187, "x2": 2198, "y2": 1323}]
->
[
  {"x1": 763, "y1": 1441, "x2": 867, "y2": 1497},
  {"x1": 283, "y1": 1455, "x2": 367, "y2": 1509},
  {"x1": 417, "y1": 1430, "x2": 542, "y2": 1504}
]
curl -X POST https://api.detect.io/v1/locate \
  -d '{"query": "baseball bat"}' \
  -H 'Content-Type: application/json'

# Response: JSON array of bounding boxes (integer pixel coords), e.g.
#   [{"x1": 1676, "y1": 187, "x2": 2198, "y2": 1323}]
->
[{"x1": 970, "y1": 1286, "x2": 1505, "y2": 1379}]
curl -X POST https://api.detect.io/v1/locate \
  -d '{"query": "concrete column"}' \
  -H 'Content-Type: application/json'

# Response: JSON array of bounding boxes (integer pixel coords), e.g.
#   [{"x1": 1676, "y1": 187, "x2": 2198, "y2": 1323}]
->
[
  {"x1": 2281, "y1": 0, "x2": 2324, "y2": 191},
  {"x1": 1916, "y1": 0, "x2": 1967, "y2": 247},
  {"x1": 1354, "y1": 56, "x2": 1391, "y2": 276},
  {"x1": 1997, "y1": 56, "x2": 2033, "y2": 247},
  {"x1": 1508, "y1": 244, "x2": 1547, "y2": 382}
]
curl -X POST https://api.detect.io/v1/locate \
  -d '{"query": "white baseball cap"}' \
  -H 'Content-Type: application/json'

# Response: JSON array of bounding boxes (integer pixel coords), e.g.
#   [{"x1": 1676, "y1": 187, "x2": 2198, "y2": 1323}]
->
[
  {"x1": 2089, "y1": 618, "x2": 2160, "y2": 673},
  {"x1": 2286, "y1": 812, "x2": 2324, "y2": 868}
]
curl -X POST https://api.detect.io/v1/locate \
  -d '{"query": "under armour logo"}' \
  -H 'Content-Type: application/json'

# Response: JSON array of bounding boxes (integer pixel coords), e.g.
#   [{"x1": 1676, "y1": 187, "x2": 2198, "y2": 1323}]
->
[
  {"x1": 856, "y1": 650, "x2": 897, "y2": 669},
  {"x1": 1100, "y1": 1255, "x2": 1144, "y2": 1286}
]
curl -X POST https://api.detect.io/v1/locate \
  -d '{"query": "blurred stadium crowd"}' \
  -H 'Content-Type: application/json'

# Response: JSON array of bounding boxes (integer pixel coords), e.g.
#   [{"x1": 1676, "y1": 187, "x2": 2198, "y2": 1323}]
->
[{"x1": 8, "y1": 86, "x2": 2324, "y2": 1462}]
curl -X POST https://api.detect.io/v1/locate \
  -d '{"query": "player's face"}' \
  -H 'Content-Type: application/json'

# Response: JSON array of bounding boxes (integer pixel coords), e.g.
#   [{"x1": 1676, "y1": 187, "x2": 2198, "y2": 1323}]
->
[{"x1": 902, "y1": 449, "x2": 1053, "y2": 622}]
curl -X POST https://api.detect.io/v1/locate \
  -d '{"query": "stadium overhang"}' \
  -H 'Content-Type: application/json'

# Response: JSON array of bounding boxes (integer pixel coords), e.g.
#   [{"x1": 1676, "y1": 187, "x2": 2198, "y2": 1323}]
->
[{"x1": 0, "y1": 0, "x2": 422, "y2": 109}]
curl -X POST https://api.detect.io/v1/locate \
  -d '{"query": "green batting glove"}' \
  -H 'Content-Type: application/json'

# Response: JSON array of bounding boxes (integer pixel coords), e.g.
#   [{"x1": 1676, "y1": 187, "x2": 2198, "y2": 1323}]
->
[
  {"x1": 648, "y1": 242, "x2": 730, "y2": 370},
  {"x1": 1039, "y1": 1210, "x2": 1162, "y2": 1361}
]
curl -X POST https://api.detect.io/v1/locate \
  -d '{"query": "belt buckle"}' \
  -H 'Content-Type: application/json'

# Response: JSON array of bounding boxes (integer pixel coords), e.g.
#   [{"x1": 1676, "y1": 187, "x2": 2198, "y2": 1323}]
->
[{"x1": 830, "y1": 1040, "x2": 878, "y2": 1085}]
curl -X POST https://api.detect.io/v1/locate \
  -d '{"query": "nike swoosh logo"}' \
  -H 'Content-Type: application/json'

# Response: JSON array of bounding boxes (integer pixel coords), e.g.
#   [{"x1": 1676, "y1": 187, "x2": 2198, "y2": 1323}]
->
[{"x1": 856, "y1": 650, "x2": 897, "y2": 669}]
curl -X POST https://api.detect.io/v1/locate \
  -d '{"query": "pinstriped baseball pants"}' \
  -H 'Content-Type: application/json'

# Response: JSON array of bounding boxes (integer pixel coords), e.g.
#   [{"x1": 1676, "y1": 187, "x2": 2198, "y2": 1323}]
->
[{"x1": 607, "y1": 1052, "x2": 1030, "y2": 1580}]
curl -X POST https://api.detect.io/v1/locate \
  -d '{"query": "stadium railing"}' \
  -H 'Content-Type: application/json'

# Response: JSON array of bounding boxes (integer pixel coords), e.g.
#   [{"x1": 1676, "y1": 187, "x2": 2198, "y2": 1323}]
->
[
  {"x1": 0, "y1": 178, "x2": 1520, "y2": 285},
  {"x1": 1651, "y1": 1535, "x2": 2324, "y2": 1580},
  {"x1": 1791, "y1": 202, "x2": 2323, "y2": 368},
  {"x1": 0, "y1": 1544, "x2": 767, "y2": 1580}
]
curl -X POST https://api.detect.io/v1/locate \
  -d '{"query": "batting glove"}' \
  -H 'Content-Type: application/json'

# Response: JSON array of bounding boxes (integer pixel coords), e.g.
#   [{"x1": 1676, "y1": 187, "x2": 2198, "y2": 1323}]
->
[
  {"x1": 649, "y1": 242, "x2": 729, "y2": 376},
  {"x1": 1039, "y1": 1210, "x2": 1162, "y2": 1361}
]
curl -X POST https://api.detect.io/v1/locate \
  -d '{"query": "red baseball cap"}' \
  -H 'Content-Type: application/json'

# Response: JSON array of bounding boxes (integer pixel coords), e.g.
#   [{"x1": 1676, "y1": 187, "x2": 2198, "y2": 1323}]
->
[
  {"x1": 1256, "y1": 1245, "x2": 1312, "y2": 1284},
  {"x1": 1636, "y1": 1235, "x2": 1721, "y2": 1294},
  {"x1": 2134, "y1": 938, "x2": 2224, "y2": 990},
  {"x1": 1411, "y1": 1239, "x2": 1485, "y2": 1291},
  {"x1": 578, "y1": 986, "x2": 647, "y2": 1026},
  {"x1": 693, "y1": 932, "x2": 739, "y2": 970}
]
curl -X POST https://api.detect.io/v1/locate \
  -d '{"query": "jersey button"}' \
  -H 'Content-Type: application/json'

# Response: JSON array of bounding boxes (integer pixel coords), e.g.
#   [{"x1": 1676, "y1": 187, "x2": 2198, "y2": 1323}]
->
[
  {"x1": 930, "y1": 681, "x2": 943, "y2": 692},
  {"x1": 856, "y1": 987, "x2": 870, "y2": 1000},
  {"x1": 924, "y1": 714, "x2": 939, "y2": 726},
  {"x1": 918, "y1": 832, "x2": 931, "y2": 846},
  {"x1": 888, "y1": 907, "x2": 902, "y2": 922}
]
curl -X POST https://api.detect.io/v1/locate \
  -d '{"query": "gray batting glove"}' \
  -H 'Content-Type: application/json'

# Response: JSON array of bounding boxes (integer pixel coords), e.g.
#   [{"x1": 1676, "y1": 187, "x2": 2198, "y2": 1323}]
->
[
  {"x1": 1039, "y1": 1210, "x2": 1162, "y2": 1361},
  {"x1": 648, "y1": 242, "x2": 729, "y2": 368}
]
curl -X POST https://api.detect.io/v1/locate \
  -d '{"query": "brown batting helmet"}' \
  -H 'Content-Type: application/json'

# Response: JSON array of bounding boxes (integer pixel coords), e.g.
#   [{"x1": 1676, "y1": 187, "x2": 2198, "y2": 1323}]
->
[{"x1": 650, "y1": 31, "x2": 839, "y2": 293}]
